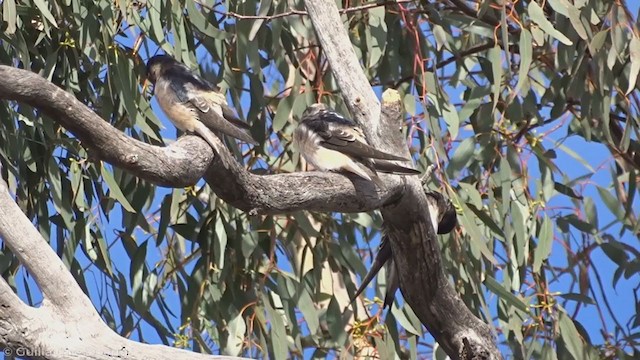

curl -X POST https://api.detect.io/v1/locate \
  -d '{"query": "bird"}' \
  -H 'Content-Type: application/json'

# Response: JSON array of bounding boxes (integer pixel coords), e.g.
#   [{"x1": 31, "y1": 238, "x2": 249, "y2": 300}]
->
[
  {"x1": 293, "y1": 103, "x2": 420, "y2": 183},
  {"x1": 351, "y1": 191, "x2": 457, "y2": 308},
  {"x1": 145, "y1": 54, "x2": 258, "y2": 151}
]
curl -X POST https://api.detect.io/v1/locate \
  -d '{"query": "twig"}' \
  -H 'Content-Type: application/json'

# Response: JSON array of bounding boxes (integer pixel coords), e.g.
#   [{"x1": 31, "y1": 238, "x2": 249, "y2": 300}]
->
[{"x1": 194, "y1": 0, "x2": 418, "y2": 21}]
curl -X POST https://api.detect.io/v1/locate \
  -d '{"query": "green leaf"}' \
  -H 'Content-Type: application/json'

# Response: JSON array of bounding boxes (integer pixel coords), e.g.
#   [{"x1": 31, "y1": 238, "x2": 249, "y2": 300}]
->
[
  {"x1": 222, "y1": 311, "x2": 246, "y2": 356},
  {"x1": 324, "y1": 296, "x2": 347, "y2": 345},
  {"x1": 564, "y1": 214, "x2": 595, "y2": 234},
  {"x1": 186, "y1": 1, "x2": 232, "y2": 40},
  {"x1": 466, "y1": 203, "x2": 505, "y2": 239},
  {"x1": 597, "y1": 186, "x2": 624, "y2": 219},
  {"x1": 600, "y1": 241, "x2": 629, "y2": 265},
  {"x1": 148, "y1": 1, "x2": 165, "y2": 45},
  {"x1": 555, "y1": 182, "x2": 583, "y2": 199},
  {"x1": 249, "y1": 0, "x2": 272, "y2": 41},
  {"x1": 558, "y1": 292, "x2": 595, "y2": 305},
  {"x1": 533, "y1": 215, "x2": 553, "y2": 272},
  {"x1": 511, "y1": 201, "x2": 527, "y2": 266},
  {"x1": 626, "y1": 35, "x2": 640, "y2": 95},
  {"x1": 296, "y1": 289, "x2": 319, "y2": 335},
  {"x1": 263, "y1": 293, "x2": 288, "y2": 359},
  {"x1": 528, "y1": 1, "x2": 573, "y2": 45},
  {"x1": 390, "y1": 305, "x2": 421, "y2": 336},
  {"x1": 273, "y1": 91, "x2": 295, "y2": 132},
  {"x1": 101, "y1": 164, "x2": 135, "y2": 213},
  {"x1": 567, "y1": 5, "x2": 587, "y2": 40},
  {"x1": 558, "y1": 309, "x2": 586, "y2": 360},
  {"x1": 589, "y1": 31, "x2": 608, "y2": 53},
  {"x1": 213, "y1": 213, "x2": 227, "y2": 269},
  {"x1": 433, "y1": 25, "x2": 448, "y2": 51},
  {"x1": 458, "y1": 202, "x2": 499, "y2": 264},
  {"x1": 94, "y1": 229, "x2": 114, "y2": 277},
  {"x1": 131, "y1": 240, "x2": 148, "y2": 308},
  {"x1": 47, "y1": 157, "x2": 73, "y2": 229},
  {"x1": 488, "y1": 45, "x2": 502, "y2": 112},
  {"x1": 583, "y1": 196, "x2": 598, "y2": 230},
  {"x1": 513, "y1": 29, "x2": 532, "y2": 97},
  {"x1": 546, "y1": 0, "x2": 570, "y2": 17},
  {"x1": 367, "y1": 7, "x2": 387, "y2": 67},
  {"x1": 2, "y1": 0, "x2": 17, "y2": 34},
  {"x1": 441, "y1": 98, "x2": 460, "y2": 140},
  {"x1": 541, "y1": 344, "x2": 559, "y2": 360},
  {"x1": 33, "y1": 0, "x2": 59, "y2": 28},
  {"x1": 484, "y1": 276, "x2": 530, "y2": 313},
  {"x1": 447, "y1": 137, "x2": 475, "y2": 178}
]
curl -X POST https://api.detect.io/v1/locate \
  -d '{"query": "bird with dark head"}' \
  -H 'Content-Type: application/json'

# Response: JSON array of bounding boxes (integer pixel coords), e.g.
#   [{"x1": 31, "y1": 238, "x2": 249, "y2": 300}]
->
[
  {"x1": 351, "y1": 191, "x2": 457, "y2": 309},
  {"x1": 145, "y1": 54, "x2": 258, "y2": 150},
  {"x1": 293, "y1": 103, "x2": 420, "y2": 184}
]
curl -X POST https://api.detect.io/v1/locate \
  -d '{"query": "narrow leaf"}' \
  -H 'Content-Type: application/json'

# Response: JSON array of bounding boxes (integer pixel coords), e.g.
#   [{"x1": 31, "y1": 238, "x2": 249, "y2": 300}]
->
[
  {"x1": 528, "y1": 1, "x2": 573, "y2": 45},
  {"x1": 533, "y1": 215, "x2": 553, "y2": 272},
  {"x1": 2, "y1": 0, "x2": 17, "y2": 34},
  {"x1": 626, "y1": 35, "x2": 640, "y2": 95},
  {"x1": 33, "y1": 0, "x2": 59, "y2": 28},
  {"x1": 484, "y1": 276, "x2": 530, "y2": 313},
  {"x1": 101, "y1": 164, "x2": 136, "y2": 213},
  {"x1": 558, "y1": 309, "x2": 586, "y2": 360},
  {"x1": 513, "y1": 29, "x2": 532, "y2": 97}
]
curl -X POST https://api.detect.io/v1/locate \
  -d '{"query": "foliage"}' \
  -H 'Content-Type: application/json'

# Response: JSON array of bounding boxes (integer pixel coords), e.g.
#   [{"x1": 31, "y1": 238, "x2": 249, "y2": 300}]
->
[{"x1": 0, "y1": 0, "x2": 639, "y2": 358}]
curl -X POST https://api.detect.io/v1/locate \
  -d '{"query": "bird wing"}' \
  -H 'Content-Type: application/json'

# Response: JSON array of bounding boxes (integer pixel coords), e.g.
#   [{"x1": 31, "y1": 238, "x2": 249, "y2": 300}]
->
[
  {"x1": 351, "y1": 236, "x2": 393, "y2": 302},
  {"x1": 163, "y1": 63, "x2": 244, "y2": 123},
  {"x1": 162, "y1": 62, "x2": 216, "y2": 102},
  {"x1": 162, "y1": 67, "x2": 256, "y2": 145},
  {"x1": 383, "y1": 257, "x2": 398, "y2": 309},
  {"x1": 188, "y1": 90, "x2": 252, "y2": 130},
  {"x1": 372, "y1": 159, "x2": 421, "y2": 175},
  {"x1": 197, "y1": 108, "x2": 258, "y2": 145},
  {"x1": 187, "y1": 89, "x2": 257, "y2": 144},
  {"x1": 304, "y1": 111, "x2": 409, "y2": 161}
]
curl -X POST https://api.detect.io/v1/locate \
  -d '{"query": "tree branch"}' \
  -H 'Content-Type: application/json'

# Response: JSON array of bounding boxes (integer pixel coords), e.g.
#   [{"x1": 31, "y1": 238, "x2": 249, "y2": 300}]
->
[
  {"x1": 304, "y1": 0, "x2": 384, "y2": 145},
  {"x1": 0, "y1": 175, "x2": 100, "y2": 321},
  {"x1": 0, "y1": 172, "x2": 249, "y2": 359},
  {"x1": 0, "y1": 65, "x2": 405, "y2": 215}
]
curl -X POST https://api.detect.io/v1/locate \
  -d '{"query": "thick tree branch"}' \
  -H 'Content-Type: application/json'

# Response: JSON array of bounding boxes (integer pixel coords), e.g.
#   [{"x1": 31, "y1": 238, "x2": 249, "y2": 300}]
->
[
  {"x1": 0, "y1": 173, "x2": 248, "y2": 360},
  {"x1": 0, "y1": 65, "x2": 405, "y2": 215},
  {"x1": 304, "y1": 0, "x2": 501, "y2": 358},
  {"x1": 304, "y1": 0, "x2": 385, "y2": 146},
  {"x1": 0, "y1": 175, "x2": 100, "y2": 322}
]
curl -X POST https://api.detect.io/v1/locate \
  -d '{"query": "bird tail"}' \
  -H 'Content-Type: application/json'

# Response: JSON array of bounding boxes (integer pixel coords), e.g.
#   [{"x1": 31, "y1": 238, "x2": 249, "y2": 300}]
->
[
  {"x1": 193, "y1": 122, "x2": 225, "y2": 153},
  {"x1": 200, "y1": 111, "x2": 259, "y2": 145},
  {"x1": 373, "y1": 160, "x2": 421, "y2": 175},
  {"x1": 342, "y1": 161, "x2": 373, "y2": 181},
  {"x1": 350, "y1": 239, "x2": 392, "y2": 303},
  {"x1": 383, "y1": 257, "x2": 398, "y2": 309},
  {"x1": 361, "y1": 146, "x2": 409, "y2": 161}
]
